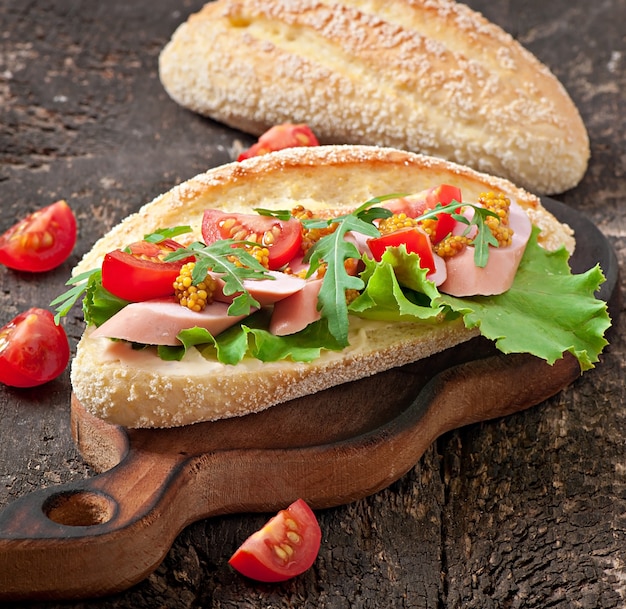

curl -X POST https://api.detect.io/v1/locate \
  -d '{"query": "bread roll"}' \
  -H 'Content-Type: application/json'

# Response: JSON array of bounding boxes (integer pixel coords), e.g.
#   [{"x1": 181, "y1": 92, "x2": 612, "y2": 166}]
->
[
  {"x1": 158, "y1": 0, "x2": 589, "y2": 195},
  {"x1": 70, "y1": 145, "x2": 574, "y2": 429}
]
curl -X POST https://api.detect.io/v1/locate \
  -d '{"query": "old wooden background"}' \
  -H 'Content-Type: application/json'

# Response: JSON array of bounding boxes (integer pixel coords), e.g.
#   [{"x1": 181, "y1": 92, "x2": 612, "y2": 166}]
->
[{"x1": 0, "y1": 0, "x2": 624, "y2": 607}]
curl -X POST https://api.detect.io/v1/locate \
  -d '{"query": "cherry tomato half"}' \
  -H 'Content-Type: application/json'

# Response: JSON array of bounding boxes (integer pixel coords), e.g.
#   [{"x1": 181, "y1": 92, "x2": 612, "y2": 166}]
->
[
  {"x1": 238, "y1": 124, "x2": 319, "y2": 161},
  {"x1": 0, "y1": 200, "x2": 77, "y2": 272},
  {"x1": 229, "y1": 499, "x2": 322, "y2": 583},
  {"x1": 101, "y1": 239, "x2": 193, "y2": 302},
  {"x1": 202, "y1": 209, "x2": 303, "y2": 270},
  {"x1": 0, "y1": 308, "x2": 70, "y2": 388},
  {"x1": 367, "y1": 226, "x2": 436, "y2": 273}
]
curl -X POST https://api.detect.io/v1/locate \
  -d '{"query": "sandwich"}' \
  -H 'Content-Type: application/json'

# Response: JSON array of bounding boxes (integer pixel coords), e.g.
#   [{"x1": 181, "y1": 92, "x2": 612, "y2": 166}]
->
[
  {"x1": 55, "y1": 145, "x2": 610, "y2": 429},
  {"x1": 158, "y1": 0, "x2": 589, "y2": 195}
]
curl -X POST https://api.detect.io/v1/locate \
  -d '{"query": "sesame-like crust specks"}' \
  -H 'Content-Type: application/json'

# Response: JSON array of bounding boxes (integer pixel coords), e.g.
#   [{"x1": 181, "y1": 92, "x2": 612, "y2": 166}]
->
[
  {"x1": 158, "y1": 0, "x2": 589, "y2": 195},
  {"x1": 71, "y1": 145, "x2": 575, "y2": 428}
]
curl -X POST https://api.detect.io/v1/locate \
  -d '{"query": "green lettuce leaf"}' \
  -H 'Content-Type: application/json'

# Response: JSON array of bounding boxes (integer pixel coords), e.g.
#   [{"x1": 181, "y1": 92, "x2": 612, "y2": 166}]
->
[
  {"x1": 82, "y1": 271, "x2": 129, "y2": 327},
  {"x1": 349, "y1": 246, "x2": 446, "y2": 322},
  {"x1": 347, "y1": 228, "x2": 611, "y2": 371},
  {"x1": 435, "y1": 228, "x2": 610, "y2": 371},
  {"x1": 162, "y1": 312, "x2": 343, "y2": 365}
]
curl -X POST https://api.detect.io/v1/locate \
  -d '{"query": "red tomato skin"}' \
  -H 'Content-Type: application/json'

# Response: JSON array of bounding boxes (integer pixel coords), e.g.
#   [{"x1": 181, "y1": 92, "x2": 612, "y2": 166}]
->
[
  {"x1": 431, "y1": 212, "x2": 457, "y2": 244},
  {"x1": 0, "y1": 308, "x2": 70, "y2": 388},
  {"x1": 202, "y1": 209, "x2": 303, "y2": 270},
  {"x1": 228, "y1": 499, "x2": 322, "y2": 583},
  {"x1": 0, "y1": 200, "x2": 77, "y2": 272},
  {"x1": 425, "y1": 185, "x2": 462, "y2": 243},
  {"x1": 367, "y1": 227, "x2": 436, "y2": 273},
  {"x1": 425, "y1": 184, "x2": 462, "y2": 208},
  {"x1": 101, "y1": 240, "x2": 192, "y2": 302},
  {"x1": 238, "y1": 124, "x2": 319, "y2": 161},
  {"x1": 382, "y1": 185, "x2": 462, "y2": 244}
]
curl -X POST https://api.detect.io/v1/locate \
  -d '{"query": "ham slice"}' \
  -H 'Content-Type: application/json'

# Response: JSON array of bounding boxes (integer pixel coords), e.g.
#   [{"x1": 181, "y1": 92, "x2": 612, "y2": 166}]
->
[
  {"x1": 269, "y1": 279, "x2": 323, "y2": 336},
  {"x1": 428, "y1": 253, "x2": 447, "y2": 286},
  {"x1": 439, "y1": 199, "x2": 532, "y2": 297},
  {"x1": 91, "y1": 272, "x2": 306, "y2": 346},
  {"x1": 90, "y1": 299, "x2": 250, "y2": 346},
  {"x1": 213, "y1": 271, "x2": 306, "y2": 306}
]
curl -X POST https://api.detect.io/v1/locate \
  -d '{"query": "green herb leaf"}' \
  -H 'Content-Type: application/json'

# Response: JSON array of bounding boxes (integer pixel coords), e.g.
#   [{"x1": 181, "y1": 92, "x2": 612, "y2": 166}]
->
[
  {"x1": 210, "y1": 315, "x2": 342, "y2": 364},
  {"x1": 451, "y1": 207, "x2": 499, "y2": 267},
  {"x1": 163, "y1": 311, "x2": 343, "y2": 365},
  {"x1": 142, "y1": 226, "x2": 193, "y2": 243},
  {"x1": 254, "y1": 208, "x2": 293, "y2": 221},
  {"x1": 303, "y1": 199, "x2": 383, "y2": 346},
  {"x1": 165, "y1": 239, "x2": 274, "y2": 316},
  {"x1": 417, "y1": 201, "x2": 500, "y2": 267},
  {"x1": 50, "y1": 268, "x2": 101, "y2": 324}
]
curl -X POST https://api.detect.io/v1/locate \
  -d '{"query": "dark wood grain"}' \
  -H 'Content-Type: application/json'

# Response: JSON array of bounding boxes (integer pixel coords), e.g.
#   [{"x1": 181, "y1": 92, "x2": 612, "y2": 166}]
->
[{"x1": 0, "y1": 0, "x2": 624, "y2": 607}]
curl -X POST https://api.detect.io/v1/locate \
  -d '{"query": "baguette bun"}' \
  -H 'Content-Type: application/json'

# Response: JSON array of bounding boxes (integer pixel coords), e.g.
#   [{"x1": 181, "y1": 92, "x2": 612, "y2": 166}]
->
[
  {"x1": 158, "y1": 0, "x2": 589, "y2": 195},
  {"x1": 70, "y1": 145, "x2": 574, "y2": 429}
]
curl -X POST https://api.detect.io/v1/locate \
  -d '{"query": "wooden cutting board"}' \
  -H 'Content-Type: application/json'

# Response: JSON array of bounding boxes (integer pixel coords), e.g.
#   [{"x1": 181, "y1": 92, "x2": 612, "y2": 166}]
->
[{"x1": 0, "y1": 198, "x2": 619, "y2": 601}]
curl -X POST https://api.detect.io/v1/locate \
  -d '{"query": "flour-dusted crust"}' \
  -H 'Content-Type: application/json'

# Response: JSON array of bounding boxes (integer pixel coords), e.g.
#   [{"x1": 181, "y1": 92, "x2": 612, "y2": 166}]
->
[
  {"x1": 158, "y1": 0, "x2": 589, "y2": 195},
  {"x1": 71, "y1": 145, "x2": 575, "y2": 429}
]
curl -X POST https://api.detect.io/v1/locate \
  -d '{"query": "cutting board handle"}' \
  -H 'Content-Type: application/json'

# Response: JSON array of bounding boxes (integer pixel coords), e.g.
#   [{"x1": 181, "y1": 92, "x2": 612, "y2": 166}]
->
[{"x1": 0, "y1": 351, "x2": 580, "y2": 601}]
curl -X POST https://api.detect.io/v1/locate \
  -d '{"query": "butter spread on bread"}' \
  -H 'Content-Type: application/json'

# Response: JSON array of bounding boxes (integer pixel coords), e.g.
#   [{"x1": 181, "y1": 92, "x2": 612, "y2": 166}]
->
[
  {"x1": 158, "y1": 0, "x2": 589, "y2": 195},
  {"x1": 69, "y1": 146, "x2": 608, "y2": 429}
]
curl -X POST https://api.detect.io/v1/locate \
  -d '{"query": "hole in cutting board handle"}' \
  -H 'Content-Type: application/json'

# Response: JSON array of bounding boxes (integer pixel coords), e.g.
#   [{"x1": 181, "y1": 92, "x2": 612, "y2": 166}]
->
[{"x1": 42, "y1": 490, "x2": 117, "y2": 527}]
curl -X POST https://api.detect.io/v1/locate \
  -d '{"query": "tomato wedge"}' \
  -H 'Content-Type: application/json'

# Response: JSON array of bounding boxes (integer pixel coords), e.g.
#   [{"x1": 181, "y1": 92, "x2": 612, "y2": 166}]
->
[
  {"x1": 238, "y1": 124, "x2": 319, "y2": 161},
  {"x1": 229, "y1": 499, "x2": 322, "y2": 583},
  {"x1": 0, "y1": 308, "x2": 70, "y2": 388},
  {"x1": 0, "y1": 200, "x2": 77, "y2": 272},
  {"x1": 367, "y1": 226, "x2": 436, "y2": 273},
  {"x1": 101, "y1": 239, "x2": 193, "y2": 302},
  {"x1": 202, "y1": 209, "x2": 303, "y2": 270}
]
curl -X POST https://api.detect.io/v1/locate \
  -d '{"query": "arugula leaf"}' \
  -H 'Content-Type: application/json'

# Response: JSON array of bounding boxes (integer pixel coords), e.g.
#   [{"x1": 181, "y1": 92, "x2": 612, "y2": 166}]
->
[
  {"x1": 143, "y1": 226, "x2": 192, "y2": 243},
  {"x1": 247, "y1": 318, "x2": 343, "y2": 362},
  {"x1": 417, "y1": 201, "x2": 500, "y2": 267},
  {"x1": 51, "y1": 269, "x2": 129, "y2": 326},
  {"x1": 50, "y1": 268, "x2": 100, "y2": 324},
  {"x1": 304, "y1": 206, "x2": 381, "y2": 346},
  {"x1": 165, "y1": 239, "x2": 273, "y2": 316},
  {"x1": 254, "y1": 208, "x2": 293, "y2": 221}
]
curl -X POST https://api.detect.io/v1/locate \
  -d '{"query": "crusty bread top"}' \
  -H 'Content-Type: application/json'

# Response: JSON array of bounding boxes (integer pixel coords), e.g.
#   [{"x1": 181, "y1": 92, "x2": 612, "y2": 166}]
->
[
  {"x1": 74, "y1": 145, "x2": 573, "y2": 276},
  {"x1": 159, "y1": 0, "x2": 589, "y2": 195}
]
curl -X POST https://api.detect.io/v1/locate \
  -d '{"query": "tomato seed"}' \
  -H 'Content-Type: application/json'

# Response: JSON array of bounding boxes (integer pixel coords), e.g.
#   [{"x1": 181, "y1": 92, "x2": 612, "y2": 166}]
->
[
  {"x1": 281, "y1": 543, "x2": 295, "y2": 557},
  {"x1": 232, "y1": 228, "x2": 249, "y2": 241},
  {"x1": 42, "y1": 231, "x2": 54, "y2": 248},
  {"x1": 286, "y1": 531, "x2": 301, "y2": 543},
  {"x1": 221, "y1": 218, "x2": 237, "y2": 231},
  {"x1": 284, "y1": 518, "x2": 298, "y2": 531},
  {"x1": 274, "y1": 546, "x2": 289, "y2": 562}
]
